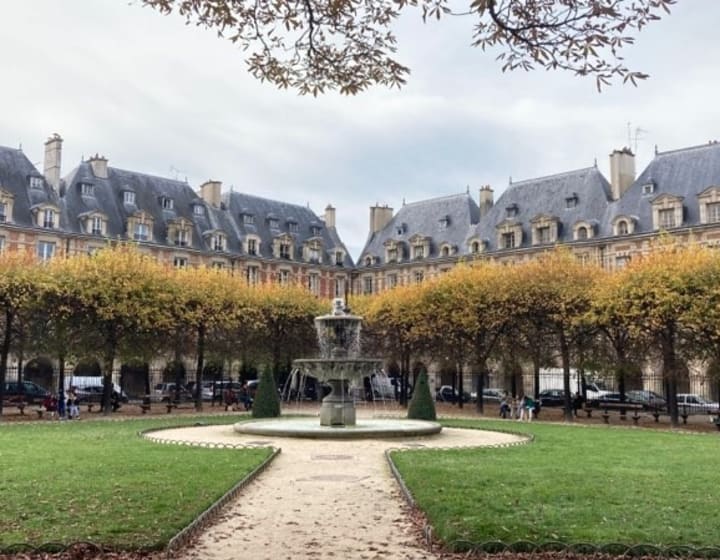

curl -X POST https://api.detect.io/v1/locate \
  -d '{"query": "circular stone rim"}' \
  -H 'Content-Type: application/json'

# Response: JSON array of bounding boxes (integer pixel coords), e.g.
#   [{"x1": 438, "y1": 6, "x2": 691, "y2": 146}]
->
[{"x1": 234, "y1": 418, "x2": 442, "y2": 439}]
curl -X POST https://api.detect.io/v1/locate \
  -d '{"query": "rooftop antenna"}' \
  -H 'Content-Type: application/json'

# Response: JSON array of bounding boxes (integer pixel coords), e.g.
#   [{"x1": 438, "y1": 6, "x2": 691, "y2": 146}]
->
[
  {"x1": 466, "y1": 184, "x2": 470, "y2": 194},
  {"x1": 169, "y1": 165, "x2": 184, "y2": 181},
  {"x1": 626, "y1": 122, "x2": 648, "y2": 154}
]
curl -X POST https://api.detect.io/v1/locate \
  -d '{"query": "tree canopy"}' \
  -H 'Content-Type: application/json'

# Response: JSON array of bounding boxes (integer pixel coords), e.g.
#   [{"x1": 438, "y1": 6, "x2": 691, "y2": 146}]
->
[{"x1": 142, "y1": 0, "x2": 675, "y2": 94}]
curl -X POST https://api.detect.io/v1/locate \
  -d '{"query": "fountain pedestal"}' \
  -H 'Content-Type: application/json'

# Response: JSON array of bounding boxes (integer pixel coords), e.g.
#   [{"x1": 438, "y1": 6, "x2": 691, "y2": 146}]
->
[{"x1": 320, "y1": 379, "x2": 356, "y2": 426}]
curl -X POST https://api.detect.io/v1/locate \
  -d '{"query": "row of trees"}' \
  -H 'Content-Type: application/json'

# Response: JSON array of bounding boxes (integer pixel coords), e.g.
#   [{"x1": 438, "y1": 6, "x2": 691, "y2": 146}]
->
[
  {"x1": 356, "y1": 242, "x2": 720, "y2": 427},
  {"x1": 0, "y1": 245, "x2": 324, "y2": 416}
]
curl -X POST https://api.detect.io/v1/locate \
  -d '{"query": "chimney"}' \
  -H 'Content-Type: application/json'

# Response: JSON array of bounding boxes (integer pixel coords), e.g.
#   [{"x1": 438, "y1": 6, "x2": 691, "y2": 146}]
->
[
  {"x1": 43, "y1": 133, "x2": 63, "y2": 189},
  {"x1": 479, "y1": 185, "x2": 494, "y2": 218},
  {"x1": 88, "y1": 154, "x2": 108, "y2": 179},
  {"x1": 609, "y1": 147, "x2": 635, "y2": 200},
  {"x1": 199, "y1": 180, "x2": 222, "y2": 208},
  {"x1": 324, "y1": 204, "x2": 336, "y2": 228},
  {"x1": 369, "y1": 204, "x2": 393, "y2": 234}
]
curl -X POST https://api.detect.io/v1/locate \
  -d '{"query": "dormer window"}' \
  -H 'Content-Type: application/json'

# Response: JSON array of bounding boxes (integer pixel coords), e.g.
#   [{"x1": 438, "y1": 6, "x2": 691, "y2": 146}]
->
[
  {"x1": 212, "y1": 233, "x2": 226, "y2": 252},
  {"x1": 193, "y1": 204, "x2": 205, "y2": 217},
  {"x1": 642, "y1": 182, "x2": 655, "y2": 195},
  {"x1": 395, "y1": 223, "x2": 407, "y2": 236},
  {"x1": 651, "y1": 194, "x2": 683, "y2": 231},
  {"x1": 123, "y1": 191, "x2": 136, "y2": 205},
  {"x1": 89, "y1": 216, "x2": 104, "y2": 236},
  {"x1": 618, "y1": 221, "x2": 628, "y2": 235},
  {"x1": 441, "y1": 245, "x2": 450, "y2": 257},
  {"x1": 80, "y1": 183, "x2": 95, "y2": 196},
  {"x1": 471, "y1": 241, "x2": 480, "y2": 254},
  {"x1": 243, "y1": 213, "x2": 255, "y2": 225},
  {"x1": 577, "y1": 227, "x2": 588, "y2": 240},
  {"x1": 42, "y1": 208, "x2": 55, "y2": 229},
  {"x1": 531, "y1": 214, "x2": 559, "y2": 246},
  {"x1": 269, "y1": 218, "x2": 279, "y2": 229},
  {"x1": 565, "y1": 194, "x2": 578, "y2": 208},
  {"x1": 335, "y1": 251, "x2": 344, "y2": 266},
  {"x1": 506, "y1": 204, "x2": 519, "y2": 218},
  {"x1": 288, "y1": 221, "x2": 299, "y2": 233},
  {"x1": 658, "y1": 208, "x2": 676, "y2": 229},
  {"x1": 135, "y1": 222, "x2": 150, "y2": 241},
  {"x1": 438, "y1": 216, "x2": 450, "y2": 231},
  {"x1": 0, "y1": 201, "x2": 6, "y2": 223},
  {"x1": 160, "y1": 196, "x2": 174, "y2": 210},
  {"x1": 247, "y1": 237, "x2": 258, "y2": 256},
  {"x1": 364, "y1": 256, "x2": 373, "y2": 267},
  {"x1": 29, "y1": 176, "x2": 44, "y2": 189},
  {"x1": 175, "y1": 229, "x2": 189, "y2": 247},
  {"x1": 311, "y1": 225, "x2": 322, "y2": 236},
  {"x1": 387, "y1": 247, "x2": 398, "y2": 262},
  {"x1": 707, "y1": 202, "x2": 720, "y2": 223},
  {"x1": 496, "y1": 220, "x2": 522, "y2": 250},
  {"x1": 413, "y1": 245, "x2": 425, "y2": 259}
]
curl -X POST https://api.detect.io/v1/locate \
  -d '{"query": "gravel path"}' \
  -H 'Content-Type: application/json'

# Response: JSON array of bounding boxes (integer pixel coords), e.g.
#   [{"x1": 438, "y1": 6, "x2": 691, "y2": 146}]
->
[{"x1": 147, "y1": 422, "x2": 525, "y2": 560}]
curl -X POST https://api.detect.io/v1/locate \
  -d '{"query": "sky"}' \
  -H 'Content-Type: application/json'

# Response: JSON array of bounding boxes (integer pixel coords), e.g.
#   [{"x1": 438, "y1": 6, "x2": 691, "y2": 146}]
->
[{"x1": 1, "y1": 0, "x2": 719, "y2": 259}]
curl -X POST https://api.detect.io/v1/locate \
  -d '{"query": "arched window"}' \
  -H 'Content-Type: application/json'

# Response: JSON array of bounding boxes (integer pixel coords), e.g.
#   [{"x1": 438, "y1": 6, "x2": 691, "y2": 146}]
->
[
  {"x1": 618, "y1": 220, "x2": 628, "y2": 235},
  {"x1": 441, "y1": 246, "x2": 450, "y2": 257},
  {"x1": 577, "y1": 226, "x2": 588, "y2": 240}
]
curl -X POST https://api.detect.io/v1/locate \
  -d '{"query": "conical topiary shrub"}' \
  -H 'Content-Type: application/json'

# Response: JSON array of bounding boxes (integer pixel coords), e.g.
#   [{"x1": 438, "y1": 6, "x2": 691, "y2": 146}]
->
[
  {"x1": 252, "y1": 366, "x2": 281, "y2": 418},
  {"x1": 407, "y1": 370, "x2": 436, "y2": 421}
]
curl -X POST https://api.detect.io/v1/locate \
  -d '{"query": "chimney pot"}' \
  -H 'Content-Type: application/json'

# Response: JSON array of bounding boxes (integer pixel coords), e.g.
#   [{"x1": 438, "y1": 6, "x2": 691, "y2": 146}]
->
[
  {"x1": 199, "y1": 180, "x2": 222, "y2": 208},
  {"x1": 88, "y1": 154, "x2": 108, "y2": 179},
  {"x1": 609, "y1": 148, "x2": 636, "y2": 200},
  {"x1": 43, "y1": 133, "x2": 63, "y2": 189}
]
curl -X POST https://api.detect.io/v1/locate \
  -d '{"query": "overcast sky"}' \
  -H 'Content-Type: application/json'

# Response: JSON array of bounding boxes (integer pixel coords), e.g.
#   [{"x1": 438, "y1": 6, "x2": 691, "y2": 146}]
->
[{"x1": 1, "y1": 1, "x2": 719, "y2": 259}]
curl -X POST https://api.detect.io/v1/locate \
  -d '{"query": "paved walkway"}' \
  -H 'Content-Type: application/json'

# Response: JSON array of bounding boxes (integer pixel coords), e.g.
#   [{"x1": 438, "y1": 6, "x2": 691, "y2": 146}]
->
[{"x1": 148, "y1": 420, "x2": 526, "y2": 560}]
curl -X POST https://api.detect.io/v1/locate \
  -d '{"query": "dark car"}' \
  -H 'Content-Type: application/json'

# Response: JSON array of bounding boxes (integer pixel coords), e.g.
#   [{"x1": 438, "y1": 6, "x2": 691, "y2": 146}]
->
[
  {"x1": 538, "y1": 389, "x2": 568, "y2": 407},
  {"x1": 435, "y1": 385, "x2": 471, "y2": 403},
  {"x1": 625, "y1": 390, "x2": 667, "y2": 410},
  {"x1": 75, "y1": 385, "x2": 129, "y2": 403},
  {"x1": 2, "y1": 381, "x2": 50, "y2": 404}
]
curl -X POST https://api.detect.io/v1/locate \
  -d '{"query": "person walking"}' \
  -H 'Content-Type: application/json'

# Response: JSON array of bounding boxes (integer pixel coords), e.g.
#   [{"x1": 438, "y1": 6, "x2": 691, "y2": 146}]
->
[{"x1": 524, "y1": 394, "x2": 535, "y2": 422}]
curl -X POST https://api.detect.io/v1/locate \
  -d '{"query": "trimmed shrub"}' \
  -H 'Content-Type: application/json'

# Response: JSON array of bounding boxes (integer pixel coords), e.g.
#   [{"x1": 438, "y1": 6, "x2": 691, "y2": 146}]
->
[
  {"x1": 407, "y1": 370, "x2": 436, "y2": 421},
  {"x1": 252, "y1": 367, "x2": 281, "y2": 418}
]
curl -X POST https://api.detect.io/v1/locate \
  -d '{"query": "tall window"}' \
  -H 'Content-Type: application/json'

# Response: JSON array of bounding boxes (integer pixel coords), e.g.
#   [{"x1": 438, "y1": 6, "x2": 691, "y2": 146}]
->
[
  {"x1": 247, "y1": 238, "x2": 257, "y2": 255},
  {"x1": 308, "y1": 273, "x2": 320, "y2": 295},
  {"x1": 212, "y1": 234, "x2": 226, "y2": 252},
  {"x1": 414, "y1": 271, "x2": 424, "y2": 283},
  {"x1": 173, "y1": 256, "x2": 187, "y2": 268},
  {"x1": 386, "y1": 274, "x2": 397, "y2": 289},
  {"x1": 617, "y1": 220, "x2": 628, "y2": 235},
  {"x1": 0, "y1": 201, "x2": 7, "y2": 222},
  {"x1": 42, "y1": 209, "x2": 55, "y2": 229},
  {"x1": 501, "y1": 232, "x2": 515, "y2": 249},
  {"x1": 90, "y1": 216, "x2": 103, "y2": 235},
  {"x1": 279, "y1": 242, "x2": 291, "y2": 259},
  {"x1": 278, "y1": 269, "x2": 290, "y2": 285},
  {"x1": 335, "y1": 277, "x2": 346, "y2": 298},
  {"x1": 308, "y1": 246, "x2": 320, "y2": 262},
  {"x1": 658, "y1": 208, "x2": 676, "y2": 229},
  {"x1": 123, "y1": 191, "x2": 136, "y2": 204},
  {"x1": 134, "y1": 222, "x2": 150, "y2": 241},
  {"x1": 37, "y1": 241, "x2": 55, "y2": 261},
  {"x1": 615, "y1": 255, "x2": 631, "y2": 269},
  {"x1": 441, "y1": 246, "x2": 450, "y2": 257},
  {"x1": 387, "y1": 248, "x2": 398, "y2": 262},
  {"x1": 363, "y1": 276, "x2": 373, "y2": 295},
  {"x1": 471, "y1": 241, "x2": 480, "y2": 254},
  {"x1": 335, "y1": 251, "x2": 344, "y2": 266},
  {"x1": 413, "y1": 245, "x2": 424, "y2": 259},
  {"x1": 537, "y1": 226, "x2": 551, "y2": 244},
  {"x1": 161, "y1": 197, "x2": 174, "y2": 210},
  {"x1": 175, "y1": 229, "x2": 189, "y2": 247},
  {"x1": 708, "y1": 202, "x2": 720, "y2": 223},
  {"x1": 0, "y1": 236, "x2": 5, "y2": 252},
  {"x1": 576, "y1": 226, "x2": 588, "y2": 240},
  {"x1": 246, "y1": 266, "x2": 259, "y2": 285}
]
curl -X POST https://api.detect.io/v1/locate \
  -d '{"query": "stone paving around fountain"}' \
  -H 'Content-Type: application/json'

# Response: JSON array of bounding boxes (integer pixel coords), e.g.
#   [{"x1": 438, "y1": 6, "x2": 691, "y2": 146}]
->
[{"x1": 147, "y1": 418, "x2": 526, "y2": 560}]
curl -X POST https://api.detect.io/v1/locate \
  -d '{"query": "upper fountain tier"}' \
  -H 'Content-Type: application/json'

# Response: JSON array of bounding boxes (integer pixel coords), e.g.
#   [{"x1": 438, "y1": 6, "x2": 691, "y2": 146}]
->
[{"x1": 314, "y1": 298, "x2": 364, "y2": 359}]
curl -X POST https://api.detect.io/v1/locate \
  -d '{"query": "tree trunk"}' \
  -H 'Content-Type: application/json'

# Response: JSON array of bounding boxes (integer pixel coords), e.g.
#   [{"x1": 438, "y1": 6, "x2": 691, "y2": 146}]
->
[
  {"x1": 58, "y1": 355, "x2": 66, "y2": 419},
  {"x1": 662, "y1": 337, "x2": 679, "y2": 427},
  {"x1": 102, "y1": 344, "x2": 116, "y2": 416},
  {"x1": 560, "y1": 333, "x2": 573, "y2": 422},
  {"x1": 457, "y1": 362, "x2": 464, "y2": 410},
  {"x1": 475, "y1": 364, "x2": 486, "y2": 414},
  {"x1": 0, "y1": 310, "x2": 14, "y2": 418},
  {"x1": 195, "y1": 324, "x2": 206, "y2": 411}
]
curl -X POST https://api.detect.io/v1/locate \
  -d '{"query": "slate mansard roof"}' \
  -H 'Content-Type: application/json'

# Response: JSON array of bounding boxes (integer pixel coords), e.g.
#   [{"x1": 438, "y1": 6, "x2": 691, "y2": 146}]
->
[
  {"x1": 0, "y1": 143, "x2": 353, "y2": 267},
  {"x1": 361, "y1": 193, "x2": 481, "y2": 264},
  {"x1": 0, "y1": 146, "x2": 61, "y2": 228},
  {"x1": 471, "y1": 166, "x2": 612, "y2": 250},
  {"x1": 606, "y1": 142, "x2": 720, "y2": 234}
]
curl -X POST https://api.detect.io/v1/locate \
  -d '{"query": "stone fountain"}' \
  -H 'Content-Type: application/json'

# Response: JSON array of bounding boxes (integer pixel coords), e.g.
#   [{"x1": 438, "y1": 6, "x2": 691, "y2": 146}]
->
[{"x1": 234, "y1": 298, "x2": 441, "y2": 439}]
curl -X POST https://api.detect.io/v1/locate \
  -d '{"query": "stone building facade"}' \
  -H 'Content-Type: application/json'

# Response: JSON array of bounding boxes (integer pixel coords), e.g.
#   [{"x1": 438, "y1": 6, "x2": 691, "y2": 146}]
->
[
  {"x1": 0, "y1": 134, "x2": 353, "y2": 299},
  {"x1": 355, "y1": 141, "x2": 720, "y2": 294}
]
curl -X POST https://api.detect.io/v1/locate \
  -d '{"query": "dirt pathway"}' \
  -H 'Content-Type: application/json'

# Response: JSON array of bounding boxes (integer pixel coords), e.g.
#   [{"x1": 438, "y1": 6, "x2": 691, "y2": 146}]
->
[{"x1": 147, "y1": 423, "x2": 525, "y2": 560}]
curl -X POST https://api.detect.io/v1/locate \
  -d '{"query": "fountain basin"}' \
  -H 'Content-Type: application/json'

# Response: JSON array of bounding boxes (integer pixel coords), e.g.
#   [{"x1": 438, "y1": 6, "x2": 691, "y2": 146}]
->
[
  {"x1": 292, "y1": 358, "x2": 382, "y2": 382},
  {"x1": 234, "y1": 418, "x2": 442, "y2": 439}
]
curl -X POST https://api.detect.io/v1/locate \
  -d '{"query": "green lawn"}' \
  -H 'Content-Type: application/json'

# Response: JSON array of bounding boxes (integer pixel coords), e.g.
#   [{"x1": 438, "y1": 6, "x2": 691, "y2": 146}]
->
[
  {"x1": 0, "y1": 417, "x2": 270, "y2": 550},
  {"x1": 392, "y1": 420, "x2": 720, "y2": 550}
]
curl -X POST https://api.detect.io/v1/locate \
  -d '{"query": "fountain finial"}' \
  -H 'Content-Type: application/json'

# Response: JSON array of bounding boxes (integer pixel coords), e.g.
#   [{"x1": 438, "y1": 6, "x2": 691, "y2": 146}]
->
[{"x1": 332, "y1": 298, "x2": 345, "y2": 316}]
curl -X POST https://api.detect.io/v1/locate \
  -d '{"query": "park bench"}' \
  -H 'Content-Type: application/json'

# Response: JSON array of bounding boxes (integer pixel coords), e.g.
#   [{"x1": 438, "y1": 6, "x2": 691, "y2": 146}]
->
[
  {"x1": 599, "y1": 403, "x2": 644, "y2": 425},
  {"x1": 2, "y1": 400, "x2": 26, "y2": 415},
  {"x1": 139, "y1": 403, "x2": 152, "y2": 414}
]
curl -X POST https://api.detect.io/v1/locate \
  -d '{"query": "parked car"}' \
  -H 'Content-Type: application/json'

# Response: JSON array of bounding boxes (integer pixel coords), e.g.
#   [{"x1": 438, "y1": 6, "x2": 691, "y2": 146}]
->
[
  {"x1": 473, "y1": 388, "x2": 505, "y2": 403},
  {"x1": 538, "y1": 389, "x2": 568, "y2": 407},
  {"x1": 2, "y1": 380, "x2": 49, "y2": 404},
  {"x1": 152, "y1": 382, "x2": 193, "y2": 403},
  {"x1": 435, "y1": 385, "x2": 471, "y2": 403},
  {"x1": 75, "y1": 384, "x2": 129, "y2": 403},
  {"x1": 625, "y1": 389, "x2": 667, "y2": 410},
  {"x1": 676, "y1": 393, "x2": 720, "y2": 414}
]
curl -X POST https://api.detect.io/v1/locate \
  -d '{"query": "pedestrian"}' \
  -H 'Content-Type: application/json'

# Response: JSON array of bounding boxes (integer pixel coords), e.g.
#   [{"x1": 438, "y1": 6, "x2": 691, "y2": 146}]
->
[
  {"x1": 224, "y1": 387, "x2": 236, "y2": 411},
  {"x1": 499, "y1": 393, "x2": 510, "y2": 419},
  {"x1": 573, "y1": 392, "x2": 584, "y2": 417},
  {"x1": 517, "y1": 394, "x2": 526, "y2": 421},
  {"x1": 524, "y1": 394, "x2": 535, "y2": 422},
  {"x1": 239, "y1": 382, "x2": 252, "y2": 411},
  {"x1": 67, "y1": 388, "x2": 80, "y2": 419}
]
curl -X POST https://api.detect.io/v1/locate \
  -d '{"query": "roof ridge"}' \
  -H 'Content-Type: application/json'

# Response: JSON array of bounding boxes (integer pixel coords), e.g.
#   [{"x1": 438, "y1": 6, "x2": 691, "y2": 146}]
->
[
  {"x1": 656, "y1": 142, "x2": 720, "y2": 157},
  {"x1": 511, "y1": 166, "x2": 597, "y2": 187},
  {"x1": 109, "y1": 165, "x2": 189, "y2": 185},
  {"x1": 231, "y1": 191, "x2": 316, "y2": 212},
  {"x1": 402, "y1": 192, "x2": 473, "y2": 208}
]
